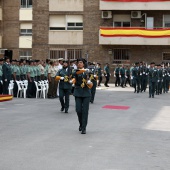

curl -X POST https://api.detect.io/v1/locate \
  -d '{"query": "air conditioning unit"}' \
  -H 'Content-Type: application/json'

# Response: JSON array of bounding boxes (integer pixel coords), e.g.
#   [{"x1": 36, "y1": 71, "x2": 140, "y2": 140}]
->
[
  {"x1": 102, "y1": 11, "x2": 112, "y2": 19},
  {"x1": 131, "y1": 11, "x2": 141, "y2": 19},
  {"x1": 0, "y1": 49, "x2": 7, "y2": 54}
]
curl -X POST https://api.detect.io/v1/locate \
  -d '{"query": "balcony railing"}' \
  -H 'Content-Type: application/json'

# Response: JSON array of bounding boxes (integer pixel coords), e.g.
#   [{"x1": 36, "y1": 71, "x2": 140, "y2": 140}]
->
[{"x1": 100, "y1": 27, "x2": 170, "y2": 38}]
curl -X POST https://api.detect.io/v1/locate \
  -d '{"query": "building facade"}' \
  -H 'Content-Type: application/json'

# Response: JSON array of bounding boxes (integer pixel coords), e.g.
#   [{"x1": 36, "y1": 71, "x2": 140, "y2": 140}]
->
[{"x1": 0, "y1": 0, "x2": 170, "y2": 68}]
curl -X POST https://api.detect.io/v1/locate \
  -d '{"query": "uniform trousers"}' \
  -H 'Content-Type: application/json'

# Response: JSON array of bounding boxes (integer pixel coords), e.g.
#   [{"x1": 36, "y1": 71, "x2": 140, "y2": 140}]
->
[
  {"x1": 156, "y1": 81, "x2": 162, "y2": 94},
  {"x1": 48, "y1": 77, "x2": 56, "y2": 97},
  {"x1": 98, "y1": 76, "x2": 102, "y2": 86},
  {"x1": 2, "y1": 80, "x2": 10, "y2": 95},
  {"x1": 115, "y1": 74, "x2": 120, "y2": 86},
  {"x1": 125, "y1": 75, "x2": 130, "y2": 86},
  {"x1": 13, "y1": 76, "x2": 20, "y2": 97},
  {"x1": 27, "y1": 77, "x2": 35, "y2": 98},
  {"x1": 104, "y1": 73, "x2": 110, "y2": 86},
  {"x1": 90, "y1": 80, "x2": 97, "y2": 102},
  {"x1": 133, "y1": 77, "x2": 140, "y2": 92},
  {"x1": 59, "y1": 89, "x2": 71, "y2": 111},
  {"x1": 149, "y1": 80, "x2": 156, "y2": 97},
  {"x1": 75, "y1": 96, "x2": 90, "y2": 130}
]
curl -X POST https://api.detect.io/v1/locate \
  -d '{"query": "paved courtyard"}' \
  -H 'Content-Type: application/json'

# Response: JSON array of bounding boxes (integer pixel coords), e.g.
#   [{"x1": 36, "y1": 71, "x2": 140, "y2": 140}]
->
[{"x1": 0, "y1": 85, "x2": 170, "y2": 170}]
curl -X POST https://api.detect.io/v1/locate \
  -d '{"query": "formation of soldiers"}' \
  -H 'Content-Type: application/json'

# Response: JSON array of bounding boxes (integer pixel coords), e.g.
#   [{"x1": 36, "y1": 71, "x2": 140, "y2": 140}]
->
[{"x1": 114, "y1": 61, "x2": 170, "y2": 98}]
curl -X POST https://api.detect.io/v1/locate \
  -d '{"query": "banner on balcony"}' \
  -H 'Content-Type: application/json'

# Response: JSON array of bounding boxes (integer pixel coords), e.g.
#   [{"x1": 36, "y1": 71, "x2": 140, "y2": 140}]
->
[
  {"x1": 100, "y1": 28, "x2": 170, "y2": 38},
  {"x1": 102, "y1": 0, "x2": 170, "y2": 2}
]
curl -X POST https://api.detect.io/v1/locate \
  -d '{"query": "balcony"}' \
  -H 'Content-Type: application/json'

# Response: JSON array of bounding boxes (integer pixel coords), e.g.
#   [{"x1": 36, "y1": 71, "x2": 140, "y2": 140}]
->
[
  {"x1": 49, "y1": 0, "x2": 83, "y2": 11},
  {"x1": 100, "y1": 0, "x2": 170, "y2": 10},
  {"x1": 19, "y1": 36, "x2": 32, "y2": 48},
  {"x1": 49, "y1": 31, "x2": 83, "y2": 45},
  {"x1": 99, "y1": 27, "x2": 170, "y2": 45},
  {"x1": 19, "y1": 9, "x2": 32, "y2": 21}
]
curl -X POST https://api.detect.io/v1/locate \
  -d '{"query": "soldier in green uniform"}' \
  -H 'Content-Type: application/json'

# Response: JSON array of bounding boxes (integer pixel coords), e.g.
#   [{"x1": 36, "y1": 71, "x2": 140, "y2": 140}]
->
[
  {"x1": 56, "y1": 60, "x2": 72, "y2": 113},
  {"x1": 2, "y1": 57, "x2": 12, "y2": 94},
  {"x1": 13, "y1": 60, "x2": 21, "y2": 97},
  {"x1": 0, "y1": 58, "x2": 3, "y2": 94},
  {"x1": 33, "y1": 61, "x2": 38, "y2": 81},
  {"x1": 125, "y1": 66, "x2": 130, "y2": 87},
  {"x1": 119, "y1": 64, "x2": 126, "y2": 88},
  {"x1": 114, "y1": 65, "x2": 120, "y2": 87},
  {"x1": 89, "y1": 63, "x2": 97, "y2": 103},
  {"x1": 131, "y1": 62, "x2": 140, "y2": 93},
  {"x1": 104, "y1": 63, "x2": 110, "y2": 87},
  {"x1": 97, "y1": 63, "x2": 102, "y2": 86},
  {"x1": 36, "y1": 60, "x2": 41, "y2": 81},
  {"x1": 148, "y1": 62, "x2": 158, "y2": 98},
  {"x1": 156, "y1": 64, "x2": 163, "y2": 95},
  {"x1": 73, "y1": 58, "x2": 92, "y2": 134}
]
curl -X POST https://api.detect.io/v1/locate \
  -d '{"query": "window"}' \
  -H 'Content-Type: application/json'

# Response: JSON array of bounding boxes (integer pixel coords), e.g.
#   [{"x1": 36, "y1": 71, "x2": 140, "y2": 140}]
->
[
  {"x1": 49, "y1": 49, "x2": 82, "y2": 60},
  {"x1": 113, "y1": 49, "x2": 130, "y2": 64},
  {"x1": 67, "y1": 49, "x2": 82, "y2": 59},
  {"x1": 49, "y1": 15, "x2": 83, "y2": 30},
  {"x1": 20, "y1": 50, "x2": 32, "y2": 60},
  {"x1": 162, "y1": 52, "x2": 170, "y2": 62},
  {"x1": 20, "y1": 23, "x2": 32, "y2": 36},
  {"x1": 50, "y1": 49, "x2": 66, "y2": 60},
  {"x1": 21, "y1": 0, "x2": 32, "y2": 8},
  {"x1": 113, "y1": 15, "x2": 131, "y2": 27},
  {"x1": 163, "y1": 15, "x2": 170, "y2": 28}
]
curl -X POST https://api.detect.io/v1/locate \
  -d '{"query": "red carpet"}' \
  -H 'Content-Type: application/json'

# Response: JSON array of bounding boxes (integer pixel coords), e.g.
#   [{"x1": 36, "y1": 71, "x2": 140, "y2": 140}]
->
[
  {"x1": 102, "y1": 105, "x2": 130, "y2": 110},
  {"x1": 0, "y1": 95, "x2": 13, "y2": 102}
]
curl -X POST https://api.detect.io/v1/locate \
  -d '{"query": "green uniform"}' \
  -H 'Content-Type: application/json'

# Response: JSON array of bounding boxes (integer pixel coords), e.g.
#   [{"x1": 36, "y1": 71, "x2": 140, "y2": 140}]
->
[
  {"x1": 104, "y1": 65, "x2": 110, "y2": 86},
  {"x1": 73, "y1": 70, "x2": 91, "y2": 133},
  {"x1": 0, "y1": 64, "x2": 2, "y2": 94},
  {"x1": 97, "y1": 67, "x2": 102, "y2": 86},
  {"x1": 148, "y1": 67, "x2": 158, "y2": 98},
  {"x1": 56, "y1": 67, "x2": 72, "y2": 113},
  {"x1": 119, "y1": 67, "x2": 125, "y2": 87},
  {"x1": 89, "y1": 68, "x2": 97, "y2": 103},
  {"x1": 44, "y1": 64, "x2": 49, "y2": 80}
]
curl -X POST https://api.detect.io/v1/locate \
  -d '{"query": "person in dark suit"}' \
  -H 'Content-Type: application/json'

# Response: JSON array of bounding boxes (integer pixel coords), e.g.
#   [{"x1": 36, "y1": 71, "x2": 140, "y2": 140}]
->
[
  {"x1": 104, "y1": 63, "x2": 110, "y2": 87},
  {"x1": 0, "y1": 58, "x2": 3, "y2": 94},
  {"x1": 56, "y1": 60, "x2": 72, "y2": 113},
  {"x1": 72, "y1": 58, "x2": 92, "y2": 134},
  {"x1": 2, "y1": 57, "x2": 12, "y2": 94}
]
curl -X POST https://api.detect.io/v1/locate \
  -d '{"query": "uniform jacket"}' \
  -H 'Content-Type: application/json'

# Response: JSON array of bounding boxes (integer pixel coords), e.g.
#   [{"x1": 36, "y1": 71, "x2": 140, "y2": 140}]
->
[{"x1": 2, "y1": 62, "x2": 11, "y2": 81}]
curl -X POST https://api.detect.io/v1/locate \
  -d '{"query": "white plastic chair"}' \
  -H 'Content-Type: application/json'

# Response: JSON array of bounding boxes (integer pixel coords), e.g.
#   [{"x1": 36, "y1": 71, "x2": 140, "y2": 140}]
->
[
  {"x1": 8, "y1": 82, "x2": 14, "y2": 95},
  {"x1": 43, "y1": 80, "x2": 49, "y2": 98},
  {"x1": 16, "y1": 81, "x2": 23, "y2": 98},
  {"x1": 39, "y1": 81, "x2": 46, "y2": 99},
  {"x1": 20, "y1": 81, "x2": 28, "y2": 98},
  {"x1": 34, "y1": 81, "x2": 42, "y2": 98}
]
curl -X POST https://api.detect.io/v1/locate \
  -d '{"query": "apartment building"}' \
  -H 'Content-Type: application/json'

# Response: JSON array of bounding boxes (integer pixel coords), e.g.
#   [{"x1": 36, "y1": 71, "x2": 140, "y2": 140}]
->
[{"x1": 0, "y1": 0, "x2": 170, "y2": 66}]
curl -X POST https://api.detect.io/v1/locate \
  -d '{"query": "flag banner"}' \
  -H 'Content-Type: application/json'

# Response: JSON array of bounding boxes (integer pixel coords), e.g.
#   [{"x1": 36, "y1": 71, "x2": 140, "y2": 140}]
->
[
  {"x1": 102, "y1": 0, "x2": 170, "y2": 2},
  {"x1": 100, "y1": 27, "x2": 170, "y2": 38}
]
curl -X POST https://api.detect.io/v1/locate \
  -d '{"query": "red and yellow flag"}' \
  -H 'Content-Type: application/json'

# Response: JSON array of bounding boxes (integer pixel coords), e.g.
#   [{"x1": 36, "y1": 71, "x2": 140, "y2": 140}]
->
[
  {"x1": 100, "y1": 27, "x2": 170, "y2": 38},
  {"x1": 102, "y1": 0, "x2": 170, "y2": 2}
]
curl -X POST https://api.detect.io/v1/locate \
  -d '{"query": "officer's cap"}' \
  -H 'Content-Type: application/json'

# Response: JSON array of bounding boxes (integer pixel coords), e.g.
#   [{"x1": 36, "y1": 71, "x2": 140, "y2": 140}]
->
[
  {"x1": 157, "y1": 64, "x2": 161, "y2": 67},
  {"x1": 135, "y1": 62, "x2": 139, "y2": 65},
  {"x1": 63, "y1": 60, "x2": 69, "y2": 64},
  {"x1": 35, "y1": 60, "x2": 40, "y2": 62},
  {"x1": 77, "y1": 58, "x2": 87, "y2": 64},
  {"x1": 58, "y1": 58, "x2": 64, "y2": 61},
  {"x1": 150, "y1": 62, "x2": 155, "y2": 65},
  {"x1": 0, "y1": 58, "x2": 3, "y2": 61}
]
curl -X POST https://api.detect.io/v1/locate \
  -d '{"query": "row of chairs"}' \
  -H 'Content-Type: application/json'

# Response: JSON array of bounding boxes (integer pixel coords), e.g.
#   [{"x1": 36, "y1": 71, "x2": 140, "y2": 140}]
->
[{"x1": 8, "y1": 80, "x2": 49, "y2": 99}]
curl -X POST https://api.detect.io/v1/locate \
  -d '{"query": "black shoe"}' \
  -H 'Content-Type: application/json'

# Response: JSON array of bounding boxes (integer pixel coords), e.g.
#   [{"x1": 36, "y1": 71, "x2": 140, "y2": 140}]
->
[
  {"x1": 149, "y1": 95, "x2": 151, "y2": 98},
  {"x1": 90, "y1": 100, "x2": 93, "y2": 104},
  {"x1": 81, "y1": 129, "x2": 86, "y2": 134},
  {"x1": 106, "y1": 85, "x2": 109, "y2": 87},
  {"x1": 65, "y1": 109, "x2": 68, "y2": 113},
  {"x1": 152, "y1": 95, "x2": 154, "y2": 98},
  {"x1": 79, "y1": 126, "x2": 82, "y2": 131},
  {"x1": 134, "y1": 90, "x2": 136, "y2": 93},
  {"x1": 61, "y1": 107, "x2": 64, "y2": 111}
]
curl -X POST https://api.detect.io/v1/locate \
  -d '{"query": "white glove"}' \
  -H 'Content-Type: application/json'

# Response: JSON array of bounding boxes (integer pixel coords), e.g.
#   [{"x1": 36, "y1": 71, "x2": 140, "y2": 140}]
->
[
  {"x1": 131, "y1": 76, "x2": 133, "y2": 80},
  {"x1": 162, "y1": 80, "x2": 163, "y2": 82},
  {"x1": 146, "y1": 73, "x2": 148, "y2": 75},
  {"x1": 114, "y1": 75, "x2": 116, "y2": 77},
  {"x1": 110, "y1": 74, "x2": 111, "y2": 76},
  {"x1": 158, "y1": 80, "x2": 160, "y2": 82},
  {"x1": 119, "y1": 75, "x2": 121, "y2": 78},
  {"x1": 69, "y1": 80, "x2": 73, "y2": 84},
  {"x1": 60, "y1": 77, "x2": 64, "y2": 80},
  {"x1": 125, "y1": 76, "x2": 127, "y2": 78},
  {"x1": 72, "y1": 84, "x2": 75, "y2": 87},
  {"x1": 87, "y1": 80, "x2": 92, "y2": 84},
  {"x1": 102, "y1": 74, "x2": 104, "y2": 76},
  {"x1": 94, "y1": 75, "x2": 97, "y2": 78},
  {"x1": 85, "y1": 69, "x2": 90, "y2": 73}
]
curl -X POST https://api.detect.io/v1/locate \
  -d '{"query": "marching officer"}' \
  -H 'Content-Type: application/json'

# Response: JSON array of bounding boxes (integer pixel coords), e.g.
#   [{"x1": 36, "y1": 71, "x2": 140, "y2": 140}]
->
[
  {"x1": 119, "y1": 64, "x2": 126, "y2": 88},
  {"x1": 104, "y1": 63, "x2": 110, "y2": 87},
  {"x1": 72, "y1": 58, "x2": 93, "y2": 134},
  {"x1": 89, "y1": 63, "x2": 98, "y2": 103},
  {"x1": 55, "y1": 60, "x2": 72, "y2": 113},
  {"x1": 97, "y1": 63, "x2": 102, "y2": 86},
  {"x1": 148, "y1": 62, "x2": 158, "y2": 98},
  {"x1": 131, "y1": 62, "x2": 140, "y2": 93},
  {"x1": 114, "y1": 65, "x2": 120, "y2": 87},
  {"x1": 156, "y1": 64, "x2": 163, "y2": 95}
]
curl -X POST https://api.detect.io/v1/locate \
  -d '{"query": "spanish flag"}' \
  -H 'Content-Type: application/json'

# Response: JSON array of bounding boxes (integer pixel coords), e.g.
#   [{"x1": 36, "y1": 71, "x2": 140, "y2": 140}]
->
[
  {"x1": 100, "y1": 27, "x2": 170, "y2": 38},
  {"x1": 102, "y1": 0, "x2": 170, "y2": 2}
]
